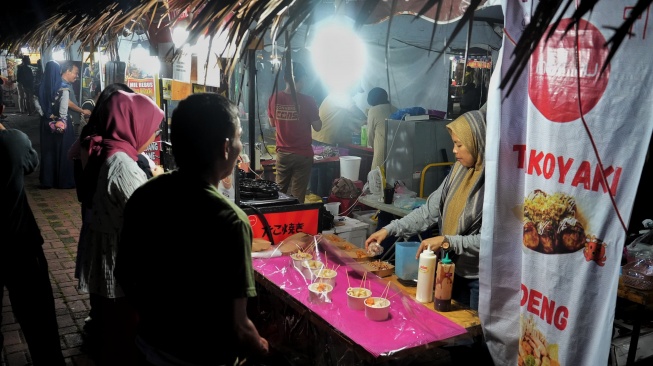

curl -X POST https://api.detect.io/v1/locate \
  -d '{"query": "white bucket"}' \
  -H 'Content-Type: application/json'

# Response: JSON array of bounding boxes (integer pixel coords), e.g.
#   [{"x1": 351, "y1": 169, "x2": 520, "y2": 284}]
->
[
  {"x1": 339, "y1": 156, "x2": 361, "y2": 181},
  {"x1": 324, "y1": 202, "x2": 341, "y2": 217}
]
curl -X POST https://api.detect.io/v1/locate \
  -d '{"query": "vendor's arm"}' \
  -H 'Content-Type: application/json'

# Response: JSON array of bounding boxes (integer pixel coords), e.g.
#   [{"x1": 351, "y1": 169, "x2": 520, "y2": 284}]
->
[
  {"x1": 443, "y1": 233, "x2": 481, "y2": 257},
  {"x1": 415, "y1": 233, "x2": 480, "y2": 259},
  {"x1": 384, "y1": 183, "x2": 443, "y2": 238}
]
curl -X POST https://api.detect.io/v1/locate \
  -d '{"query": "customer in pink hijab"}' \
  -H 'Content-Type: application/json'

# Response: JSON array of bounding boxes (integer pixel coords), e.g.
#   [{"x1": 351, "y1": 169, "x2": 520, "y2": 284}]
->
[{"x1": 78, "y1": 90, "x2": 164, "y2": 366}]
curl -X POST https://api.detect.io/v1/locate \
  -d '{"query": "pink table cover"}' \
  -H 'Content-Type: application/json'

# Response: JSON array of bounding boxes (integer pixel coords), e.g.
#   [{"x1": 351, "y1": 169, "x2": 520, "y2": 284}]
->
[{"x1": 253, "y1": 251, "x2": 466, "y2": 358}]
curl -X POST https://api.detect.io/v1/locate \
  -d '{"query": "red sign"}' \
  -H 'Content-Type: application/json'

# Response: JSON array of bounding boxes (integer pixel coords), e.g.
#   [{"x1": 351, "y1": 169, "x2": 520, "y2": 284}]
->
[
  {"x1": 248, "y1": 208, "x2": 320, "y2": 243},
  {"x1": 529, "y1": 18, "x2": 610, "y2": 123},
  {"x1": 142, "y1": 136, "x2": 162, "y2": 166}
]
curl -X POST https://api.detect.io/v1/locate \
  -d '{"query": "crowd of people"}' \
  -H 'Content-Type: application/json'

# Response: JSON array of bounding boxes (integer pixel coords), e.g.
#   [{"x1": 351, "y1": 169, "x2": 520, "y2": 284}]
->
[
  {"x1": 1, "y1": 60, "x2": 270, "y2": 365},
  {"x1": 3, "y1": 57, "x2": 489, "y2": 365}
]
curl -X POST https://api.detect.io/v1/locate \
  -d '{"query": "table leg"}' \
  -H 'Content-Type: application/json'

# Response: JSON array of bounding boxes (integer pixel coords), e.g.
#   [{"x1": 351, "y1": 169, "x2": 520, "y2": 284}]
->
[{"x1": 626, "y1": 303, "x2": 644, "y2": 366}]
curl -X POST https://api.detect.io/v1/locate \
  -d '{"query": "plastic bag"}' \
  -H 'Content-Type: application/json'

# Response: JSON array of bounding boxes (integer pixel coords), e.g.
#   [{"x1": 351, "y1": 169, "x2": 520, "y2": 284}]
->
[
  {"x1": 393, "y1": 180, "x2": 417, "y2": 197},
  {"x1": 625, "y1": 221, "x2": 653, "y2": 263}
]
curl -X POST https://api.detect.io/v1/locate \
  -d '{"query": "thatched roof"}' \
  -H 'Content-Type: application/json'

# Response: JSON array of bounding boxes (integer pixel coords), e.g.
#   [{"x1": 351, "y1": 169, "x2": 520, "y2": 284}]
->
[{"x1": 2, "y1": 0, "x2": 652, "y2": 91}]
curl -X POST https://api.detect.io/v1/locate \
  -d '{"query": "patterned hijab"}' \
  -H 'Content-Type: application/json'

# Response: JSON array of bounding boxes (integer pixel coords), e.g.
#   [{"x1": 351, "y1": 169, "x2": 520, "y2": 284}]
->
[
  {"x1": 440, "y1": 110, "x2": 487, "y2": 236},
  {"x1": 38, "y1": 61, "x2": 62, "y2": 116},
  {"x1": 89, "y1": 90, "x2": 163, "y2": 162}
]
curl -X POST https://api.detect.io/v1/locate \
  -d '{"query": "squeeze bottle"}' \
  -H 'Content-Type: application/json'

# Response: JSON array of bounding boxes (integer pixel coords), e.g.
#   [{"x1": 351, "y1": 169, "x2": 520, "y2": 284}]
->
[
  {"x1": 416, "y1": 247, "x2": 437, "y2": 303},
  {"x1": 434, "y1": 251, "x2": 455, "y2": 312}
]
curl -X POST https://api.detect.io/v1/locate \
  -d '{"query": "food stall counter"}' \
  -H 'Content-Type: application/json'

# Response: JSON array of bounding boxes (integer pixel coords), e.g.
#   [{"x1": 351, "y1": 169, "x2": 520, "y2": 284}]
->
[{"x1": 249, "y1": 236, "x2": 478, "y2": 364}]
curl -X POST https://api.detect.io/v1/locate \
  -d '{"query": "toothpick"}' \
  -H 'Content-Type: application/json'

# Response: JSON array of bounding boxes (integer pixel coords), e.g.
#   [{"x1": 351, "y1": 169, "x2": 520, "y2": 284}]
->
[
  {"x1": 334, "y1": 264, "x2": 340, "y2": 272},
  {"x1": 347, "y1": 272, "x2": 351, "y2": 288},
  {"x1": 359, "y1": 271, "x2": 367, "y2": 289},
  {"x1": 381, "y1": 281, "x2": 391, "y2": 299},
  {"x1": 387, "y1": 289, "x2": 401, "y2": 300}
]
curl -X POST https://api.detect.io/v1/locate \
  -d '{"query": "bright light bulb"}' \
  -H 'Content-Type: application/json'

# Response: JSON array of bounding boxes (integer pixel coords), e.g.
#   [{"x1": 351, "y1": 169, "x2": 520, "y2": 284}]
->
[
  {"x1": 310, "y1": 19, "x2": 367, "y2": 94},
  {"x1": 172, "y1": 27, "x2": 190, "y2": 49}
]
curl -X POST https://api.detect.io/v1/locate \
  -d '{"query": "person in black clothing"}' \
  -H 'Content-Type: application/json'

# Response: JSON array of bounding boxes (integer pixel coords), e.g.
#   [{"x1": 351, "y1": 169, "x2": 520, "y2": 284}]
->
[
  {"x1": 0, "y1": 75, "x2": 8, "y2": 119},
  {"x1": 16, "y1": 55, "x2": 35, "y2": 115},
  {"x1": 0, "y1": 122, "x2": 66, "y2": 365}
]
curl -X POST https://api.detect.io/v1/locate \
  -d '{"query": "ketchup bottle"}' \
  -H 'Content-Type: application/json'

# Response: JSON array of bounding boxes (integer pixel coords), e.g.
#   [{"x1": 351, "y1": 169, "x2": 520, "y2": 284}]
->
[{"x1": 434, "y1": 251, "x2": 455, "y2": 312}]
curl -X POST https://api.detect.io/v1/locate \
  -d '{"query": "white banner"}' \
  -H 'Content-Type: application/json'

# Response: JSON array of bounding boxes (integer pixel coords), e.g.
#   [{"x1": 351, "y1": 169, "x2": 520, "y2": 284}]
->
[{"x1": 480, "y1": 1, "x2": 653, "y2": 365}]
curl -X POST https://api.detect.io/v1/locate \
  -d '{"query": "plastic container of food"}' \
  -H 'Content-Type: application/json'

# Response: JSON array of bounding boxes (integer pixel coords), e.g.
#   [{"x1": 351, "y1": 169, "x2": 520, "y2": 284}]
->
[
  {"x1": 290, "y1": 251, "x2": 313, "y2": 269},
  {"x1": 315, "y1": 268, "x2": 337, "y2": 287},
  {"x1": 364, "y1": 297, "x2": 390, "y2": 321},
  {"x1": 346, "y1": 287, "x2": 372, "y2": 310},
  {"x1": 301, "y1": 260, "x2": 324, "y2": 280},
  {"x1": 308, "y1": 282, "x2": 333, "y2": 302}
]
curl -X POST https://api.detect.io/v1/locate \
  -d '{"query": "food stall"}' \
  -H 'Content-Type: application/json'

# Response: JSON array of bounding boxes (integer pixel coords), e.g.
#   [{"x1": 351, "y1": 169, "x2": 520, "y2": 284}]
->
[{"x1": 248, "y1": 233, "x2": 482, "y2": 365}]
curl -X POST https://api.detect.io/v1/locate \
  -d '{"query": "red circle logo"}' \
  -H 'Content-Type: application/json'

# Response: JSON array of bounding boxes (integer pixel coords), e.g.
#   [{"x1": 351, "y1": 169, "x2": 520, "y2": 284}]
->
[
  {"x1": 529, "y1": 18, "x2": 610, "y2": 123},
  {"x1": 248, "y1": 215, "x2": 258, "y2": 227}
]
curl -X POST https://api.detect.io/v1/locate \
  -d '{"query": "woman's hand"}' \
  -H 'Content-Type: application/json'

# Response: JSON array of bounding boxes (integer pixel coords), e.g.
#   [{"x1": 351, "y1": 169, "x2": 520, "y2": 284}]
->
[
  {"x1": 415, "y1": 236, "x2": 446, "y2": 259},
  {"x1": 365, "y1": 228, "x2": 388, "y2": 250}
]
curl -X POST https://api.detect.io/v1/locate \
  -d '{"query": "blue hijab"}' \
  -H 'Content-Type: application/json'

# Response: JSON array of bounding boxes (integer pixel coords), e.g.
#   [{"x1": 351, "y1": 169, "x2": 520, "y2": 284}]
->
[{"x1": 38, "y1": 60, "x2": 63, "y2": 117}]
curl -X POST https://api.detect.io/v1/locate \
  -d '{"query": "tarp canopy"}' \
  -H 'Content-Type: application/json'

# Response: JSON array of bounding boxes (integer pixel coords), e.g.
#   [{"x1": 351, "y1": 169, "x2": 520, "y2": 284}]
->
[{"x1": 254, "y1": 3, "x2": 503, "y2": 125}]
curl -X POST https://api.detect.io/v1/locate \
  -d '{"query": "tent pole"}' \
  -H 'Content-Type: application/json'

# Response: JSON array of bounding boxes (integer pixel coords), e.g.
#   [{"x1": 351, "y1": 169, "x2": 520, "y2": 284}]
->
[
  {"x1": 247, "y1": 48, "x2": 256, "y2": 171},
  {"x1": 462, "y1": 19, "x2": 474, "y2": 87}
]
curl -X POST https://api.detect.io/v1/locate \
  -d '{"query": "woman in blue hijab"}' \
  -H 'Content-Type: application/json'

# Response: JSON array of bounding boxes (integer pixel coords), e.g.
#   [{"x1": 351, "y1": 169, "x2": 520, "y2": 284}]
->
[{"x1": 38, "y1": 60, "x2": 76, "y2": 189}]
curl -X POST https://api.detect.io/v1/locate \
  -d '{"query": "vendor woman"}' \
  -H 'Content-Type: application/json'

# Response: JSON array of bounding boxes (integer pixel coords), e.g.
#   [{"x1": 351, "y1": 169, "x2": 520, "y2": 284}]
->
[{"x1": 365, "y1": 108, "x2": 487, "y2": 310}]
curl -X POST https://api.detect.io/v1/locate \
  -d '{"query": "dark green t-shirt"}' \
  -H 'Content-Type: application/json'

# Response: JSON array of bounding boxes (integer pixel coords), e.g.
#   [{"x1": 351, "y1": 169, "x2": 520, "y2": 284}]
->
[{"x1": 116, "y1": 170, "x2": 255, "y2": 364}]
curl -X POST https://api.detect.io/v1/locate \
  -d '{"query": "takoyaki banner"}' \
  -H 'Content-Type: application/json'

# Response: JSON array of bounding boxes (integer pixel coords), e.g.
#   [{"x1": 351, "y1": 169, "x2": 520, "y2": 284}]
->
[{"x1": 479, "y1": 1, "x2": 653, "y2": 365}]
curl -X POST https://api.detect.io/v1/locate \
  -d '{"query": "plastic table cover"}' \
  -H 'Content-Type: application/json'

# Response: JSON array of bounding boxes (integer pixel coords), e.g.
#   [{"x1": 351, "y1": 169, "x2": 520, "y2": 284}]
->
[{"x1": 252, "y1": 235, "x2": 466, "y2": 359}]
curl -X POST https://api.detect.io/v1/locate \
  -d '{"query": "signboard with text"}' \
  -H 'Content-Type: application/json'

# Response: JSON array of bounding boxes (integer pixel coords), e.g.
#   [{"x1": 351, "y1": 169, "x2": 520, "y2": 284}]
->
[
  {"x1": 480, "y1": 1, "x2": 653, "y2": 365},
  {"x1": 245, "y1": 206, "x2": 321, "y2": 243}
]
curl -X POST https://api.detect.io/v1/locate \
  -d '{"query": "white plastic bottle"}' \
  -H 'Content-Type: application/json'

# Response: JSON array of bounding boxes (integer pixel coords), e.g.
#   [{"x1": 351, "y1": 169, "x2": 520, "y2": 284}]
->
[{"x1": 416, "y1": 248, "x2": 437, "y2": 303}]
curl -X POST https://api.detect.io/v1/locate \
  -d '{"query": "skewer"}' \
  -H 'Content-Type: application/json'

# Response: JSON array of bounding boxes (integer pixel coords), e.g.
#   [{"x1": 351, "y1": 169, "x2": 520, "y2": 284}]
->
[
  {"x1": 347, "y1": 271, "x2": 351, "y2": 288},
  {"x1": 359, "y1": 271, "x2": 367, "y2": 289},
  {"x1": 387, "y1": 289, "x2": 401, "y2": 300},
  {"x1": 381, "y1": 281, "x2": 392, "y2": 299}
]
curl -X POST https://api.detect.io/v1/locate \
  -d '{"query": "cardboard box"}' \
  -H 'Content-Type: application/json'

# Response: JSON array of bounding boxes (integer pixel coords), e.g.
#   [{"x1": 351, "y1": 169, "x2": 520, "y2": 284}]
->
[
  {"x1": 610, "y1": 331, "x2": 653, "y2": 365},
  {"x1": 322, "y1": 216, "x2": 369, "y2": 249}
]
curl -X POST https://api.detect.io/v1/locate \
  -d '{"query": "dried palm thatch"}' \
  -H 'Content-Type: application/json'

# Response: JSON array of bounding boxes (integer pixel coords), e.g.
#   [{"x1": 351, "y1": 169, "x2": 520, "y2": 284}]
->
[
  {"x1": 11, "y1": 0, "x2": 169, "y2": 63},
  {"x1": 2, "y1": 0, "x2": 652, "y2": 93}
]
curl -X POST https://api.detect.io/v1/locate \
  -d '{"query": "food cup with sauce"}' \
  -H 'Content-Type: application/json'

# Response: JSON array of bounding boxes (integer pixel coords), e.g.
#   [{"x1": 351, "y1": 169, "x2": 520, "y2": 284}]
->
[
  {"x1": 315, "y1": 268, "x2": 337, "y2": 287},
  {"x1": 308, "y1": 282, "x2": 333, "y2": 302},
  {"x1": 346, "y1": 287, "x2": 372, "y2": 311},
  {"x1": 364, "y1": 297, "x2": 390, "y2": 321}
]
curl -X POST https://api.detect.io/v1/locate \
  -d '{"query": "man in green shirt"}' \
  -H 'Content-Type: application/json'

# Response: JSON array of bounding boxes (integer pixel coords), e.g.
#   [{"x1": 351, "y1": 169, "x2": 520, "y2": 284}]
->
[{"x1": 116, "y1": 93, "x2": 269, "y2": 365}]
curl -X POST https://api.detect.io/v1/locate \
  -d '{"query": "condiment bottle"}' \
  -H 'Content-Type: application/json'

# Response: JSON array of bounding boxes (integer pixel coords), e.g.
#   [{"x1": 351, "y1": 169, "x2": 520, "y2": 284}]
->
[
  {"x1": 361, "y1": 125, "x2": 368, "y2": 147},
  {"x1": 416, "y1": 247, "x2": 437, "y2": 303},
  {"x1": 434, "y1": 251, "x2": 455, "y2": 312}
]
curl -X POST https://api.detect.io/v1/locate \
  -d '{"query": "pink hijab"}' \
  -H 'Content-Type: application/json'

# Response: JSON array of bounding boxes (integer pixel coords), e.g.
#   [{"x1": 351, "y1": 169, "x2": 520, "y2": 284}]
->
[{"x1": 89, "y1": 90, "x2": 164, "y2": 162}]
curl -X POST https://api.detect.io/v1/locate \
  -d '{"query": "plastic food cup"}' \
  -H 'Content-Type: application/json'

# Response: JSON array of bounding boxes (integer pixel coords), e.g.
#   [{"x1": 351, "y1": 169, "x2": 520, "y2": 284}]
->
[
  {"x1": 290, "y1": 252, "x2": 313, "y2": 269},
  {"x1": 364, "y1": 297, "x2": 390, "y2": 321},
  {"x1": 346, "y1": 287, "x2": 372, "y2": 311},
  {"x1": 301, "y1": 260, "x2": 324, "y2": 280},
  {"x1": 308, "y1": 282, "x2": 333, "y2": 302},
  {"x1": 315, "y1": 268, "x2": 337, "y2": 287}
]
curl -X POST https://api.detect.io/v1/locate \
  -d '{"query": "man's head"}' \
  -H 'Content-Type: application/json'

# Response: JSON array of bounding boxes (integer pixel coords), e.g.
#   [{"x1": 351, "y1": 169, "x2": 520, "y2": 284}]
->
[
  {"x1": 283, "y1": 61, "x2": 307, "y2": 91},
  {"x1": 171, "y1": 93, "x2": 242, "y2": 181},
  {"x1": 22, "y1": 56, "x2": 30, "y2": 65},
  {"x1": 61, "y1": 62, "x2": 79, "y2": 84}
]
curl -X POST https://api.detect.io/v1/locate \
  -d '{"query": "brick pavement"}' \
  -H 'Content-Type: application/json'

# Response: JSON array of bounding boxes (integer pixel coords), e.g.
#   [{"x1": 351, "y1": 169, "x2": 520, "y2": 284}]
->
[{"x1": 1, "y1": 107, "x2": 96, "y2": 366}]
